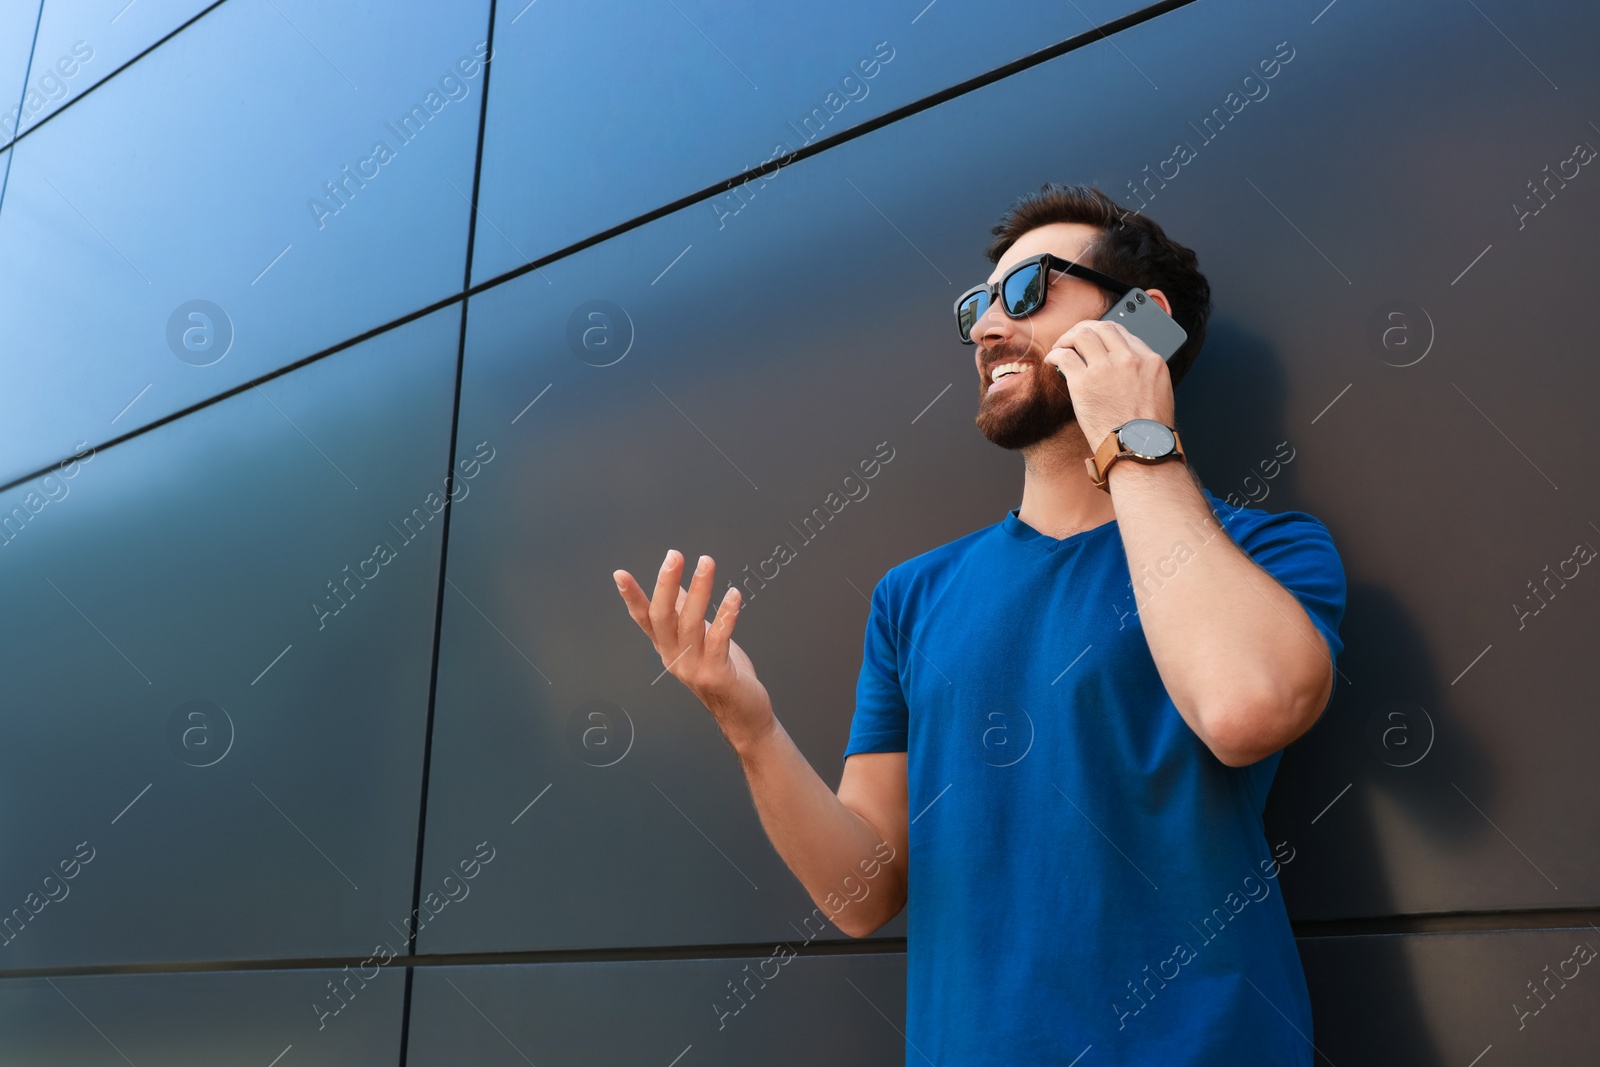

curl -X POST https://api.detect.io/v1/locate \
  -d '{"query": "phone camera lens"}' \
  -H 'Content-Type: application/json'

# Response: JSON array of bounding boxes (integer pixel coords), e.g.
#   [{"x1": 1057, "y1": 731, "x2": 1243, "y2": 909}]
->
[
  {"x1": 1125, "y1": 301, "x2": 1136, "y2": 313},
  {"x1": 1134, "y1": 292, "x2": 1146, "y2": 304}
]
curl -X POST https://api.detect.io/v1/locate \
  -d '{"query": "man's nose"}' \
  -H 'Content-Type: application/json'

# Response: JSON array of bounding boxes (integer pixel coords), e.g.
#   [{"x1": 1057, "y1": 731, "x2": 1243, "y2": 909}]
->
[
  {"x1": 971, "y1": 298, "x2": 1011, "y2": 348},
  {"x1": 976, "y1": 305, "x2": 1040, "y2": 354}
]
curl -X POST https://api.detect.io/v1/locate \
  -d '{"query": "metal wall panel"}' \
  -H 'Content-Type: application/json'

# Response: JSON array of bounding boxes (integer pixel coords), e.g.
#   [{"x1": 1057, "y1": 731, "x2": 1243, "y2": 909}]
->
[
  {"x1": 1299, "y1": 928, "x2": 1600, "y2": 1067},
  {"x1": 0, "y1": 0, "x2": 489, "y2": 485},
  {"x1": 405, "y1": 954, "x2": 908, "y2": 1066},
  {"x1": 0, "y1": 306, "x2": 459, "y2": 968},
  {"x1": 0, "y1": 967, "x2": 404, "y2": 1066},
  {"x1": 0, "y1": 1, "x2": 41, "y2": 152},
  {"x1": 11, "y1": 0, "x2": 215, "y2": 140},
  {"x1": 469, "y1": 0, "x2": 1178, "y2": 283},
  {"x1": 417, "y1": 206, "x2": 928, "y2": 952}
]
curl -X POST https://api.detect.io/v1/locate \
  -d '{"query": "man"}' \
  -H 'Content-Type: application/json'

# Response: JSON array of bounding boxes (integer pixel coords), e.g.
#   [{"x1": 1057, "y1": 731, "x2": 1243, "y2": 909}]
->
[{"x1": 613, "y1": 183, "x2": 1345, "y2": 1064}]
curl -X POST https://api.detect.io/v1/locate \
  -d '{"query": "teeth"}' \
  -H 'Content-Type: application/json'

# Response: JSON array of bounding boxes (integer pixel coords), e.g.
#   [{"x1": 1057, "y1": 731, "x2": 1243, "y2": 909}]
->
[{"x1": 991, "y1": 361, "x2": 1030, "y2": 382}]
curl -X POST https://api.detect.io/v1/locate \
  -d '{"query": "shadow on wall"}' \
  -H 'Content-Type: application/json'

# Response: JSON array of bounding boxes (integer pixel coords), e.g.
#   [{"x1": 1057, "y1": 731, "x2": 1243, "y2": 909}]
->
[
  {"x1": 1169, "y1": 316, "x2": 1287, "y2": 499},
  {"x1": 1175, "y1": 317, "x2": 1495, "y2": 1066},
  {"x1": 1291, "y1": 580, "x2": 1498, "y2": 1066}
]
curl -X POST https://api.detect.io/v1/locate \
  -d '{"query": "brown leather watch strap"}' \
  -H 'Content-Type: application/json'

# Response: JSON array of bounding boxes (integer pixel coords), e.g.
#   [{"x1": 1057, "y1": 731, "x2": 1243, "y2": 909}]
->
[{"x1": 1084, "y1": 427, "x2": 1185, "y2": 492}]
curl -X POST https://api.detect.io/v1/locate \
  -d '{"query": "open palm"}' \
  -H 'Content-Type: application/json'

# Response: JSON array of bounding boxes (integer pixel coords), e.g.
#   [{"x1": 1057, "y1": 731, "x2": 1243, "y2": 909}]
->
[{"x1": 613, "y1": 550, "x2": 773, "y2": 743}]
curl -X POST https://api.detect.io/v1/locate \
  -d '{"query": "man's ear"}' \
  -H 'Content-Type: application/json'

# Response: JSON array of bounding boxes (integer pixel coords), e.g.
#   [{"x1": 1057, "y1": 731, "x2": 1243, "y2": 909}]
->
[{"x1": 1144, "y1": 288, "x2": 1174, "y2": 316}]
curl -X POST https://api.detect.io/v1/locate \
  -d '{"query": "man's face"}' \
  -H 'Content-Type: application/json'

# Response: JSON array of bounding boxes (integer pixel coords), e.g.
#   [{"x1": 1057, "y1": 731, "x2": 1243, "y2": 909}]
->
[{"x1": 971, "y1": 222, "x2": 1112, "y2": 451}]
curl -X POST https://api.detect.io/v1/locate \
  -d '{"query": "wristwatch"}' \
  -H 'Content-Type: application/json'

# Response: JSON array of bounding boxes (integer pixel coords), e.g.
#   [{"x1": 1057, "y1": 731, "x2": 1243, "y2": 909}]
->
[{"x1": 1085, "y1": 418, "x2": 1185, "y2": 491}]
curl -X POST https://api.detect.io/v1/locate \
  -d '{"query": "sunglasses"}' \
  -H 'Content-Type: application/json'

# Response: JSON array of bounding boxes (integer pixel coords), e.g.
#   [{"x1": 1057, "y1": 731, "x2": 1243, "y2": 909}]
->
[{"x1": 954, "y1": 252, "x2": 1135, "y2": 344}]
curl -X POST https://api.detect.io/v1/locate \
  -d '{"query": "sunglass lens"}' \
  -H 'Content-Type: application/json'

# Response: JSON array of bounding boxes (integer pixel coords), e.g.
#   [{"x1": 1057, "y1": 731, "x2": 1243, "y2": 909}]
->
[
  {"x1": 1002, "y1": 262, "x2": 1045, "y2": 316},
  {"x1": 957, "y1": 291, "x2": 988, "y2": 340}
]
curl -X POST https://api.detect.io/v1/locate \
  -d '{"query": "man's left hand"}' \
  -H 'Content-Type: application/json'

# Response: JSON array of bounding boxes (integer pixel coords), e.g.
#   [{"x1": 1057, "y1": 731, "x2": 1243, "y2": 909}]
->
[{"x1": 1044, "y1": 319, "x2": 1176, "y2": 452}]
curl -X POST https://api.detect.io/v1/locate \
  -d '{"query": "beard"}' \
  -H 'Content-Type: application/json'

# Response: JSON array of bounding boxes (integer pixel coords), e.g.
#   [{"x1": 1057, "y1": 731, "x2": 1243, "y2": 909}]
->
[{"x1": 974, "y1": 339, "x2": 1078, "y2": 450}]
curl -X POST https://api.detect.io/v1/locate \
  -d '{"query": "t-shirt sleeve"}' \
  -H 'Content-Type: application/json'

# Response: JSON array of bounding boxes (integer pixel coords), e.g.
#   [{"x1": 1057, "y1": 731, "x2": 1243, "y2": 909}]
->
[
  {"x1": 842, "y1": 572, "x2": 910, "y2": 760},
  {"x1": 1228, "y1": 506, "x2": 1348, "y2": 709}
]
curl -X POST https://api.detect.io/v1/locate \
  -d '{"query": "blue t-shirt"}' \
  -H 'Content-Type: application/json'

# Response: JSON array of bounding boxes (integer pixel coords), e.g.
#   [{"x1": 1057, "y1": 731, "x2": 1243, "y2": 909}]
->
[{"x1": 845, "y1": 489, "x2": 1346, "y2": 1066}]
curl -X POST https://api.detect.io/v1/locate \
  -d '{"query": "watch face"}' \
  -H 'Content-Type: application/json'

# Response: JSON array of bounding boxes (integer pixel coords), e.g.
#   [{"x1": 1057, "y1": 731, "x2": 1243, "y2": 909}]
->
[{"x1": 1118, "y1": 419, "x2": 1176, "y2": 459}]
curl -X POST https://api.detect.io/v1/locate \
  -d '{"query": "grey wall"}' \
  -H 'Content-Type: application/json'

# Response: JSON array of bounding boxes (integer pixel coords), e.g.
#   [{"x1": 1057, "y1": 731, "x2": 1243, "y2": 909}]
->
[{"x1": 1, "y1": 0, "x2": 1596, "y2": 1063}]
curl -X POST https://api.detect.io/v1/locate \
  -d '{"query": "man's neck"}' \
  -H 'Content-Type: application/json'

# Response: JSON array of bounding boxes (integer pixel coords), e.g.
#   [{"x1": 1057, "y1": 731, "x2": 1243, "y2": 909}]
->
[{"x1": 1013, "y1": 421, "x2": 1118, "y2": 540}]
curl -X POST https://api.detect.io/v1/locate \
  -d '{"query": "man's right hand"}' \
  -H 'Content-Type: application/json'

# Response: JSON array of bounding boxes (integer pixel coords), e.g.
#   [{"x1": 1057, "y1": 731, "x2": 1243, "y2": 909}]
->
[
  {"x1": 613, "y1": 550, "x2": 775, "y2": 751},
  {"x1": 616, "y1": 550, "x2": 908, "y2": 937}
]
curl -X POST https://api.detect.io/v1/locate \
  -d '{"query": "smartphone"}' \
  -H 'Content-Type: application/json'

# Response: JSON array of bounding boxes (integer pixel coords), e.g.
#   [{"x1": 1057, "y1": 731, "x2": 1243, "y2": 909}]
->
[{"x1": 1099, "y1": 288, "x2": 1187, "y2": 361}]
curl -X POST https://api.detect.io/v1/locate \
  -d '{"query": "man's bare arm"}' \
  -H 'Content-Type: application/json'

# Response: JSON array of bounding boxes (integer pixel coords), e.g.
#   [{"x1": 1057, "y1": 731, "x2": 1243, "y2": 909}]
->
[
  {"x1": 1048, "y1": 317, "x2": 1335, "y2": 768},
  {"x1": 1107, "y1": 459, "x2": 1334, "y2": 766},
  {"x1": 614, "y1": 550, "x2": 907, "y2": 936}
]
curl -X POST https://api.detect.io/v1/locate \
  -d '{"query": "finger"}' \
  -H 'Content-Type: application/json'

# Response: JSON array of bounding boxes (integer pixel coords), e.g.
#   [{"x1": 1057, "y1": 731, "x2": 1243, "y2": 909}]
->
[
  {"x1": 648, "y1": 549, "x2": 684, "y2": 639},
  {"x1": 1046, "y1": 338, "x2": 1088, "y2": 374},
  {"x1": 702, "y1": 585, "x2": 743, "y2": 662},
  {"x1": 612, "y1": 570, "x2": 656, "y2": 639},
  {"x1": 1069, "y1": 321, "x2": 1113, "y2": 360},
  {"x1": 678, "y1": 554, "x2": 716, "y2": 643},
  {"x1": 1048, "y1": 328, "x2": 1089, "y2": 369},
  {"x1": 1092, "y1": 319, "x2": 1135, "y2": 359},
  {"x1": 1047, "y1": 343, "x2": 1086, "y2": 372}
]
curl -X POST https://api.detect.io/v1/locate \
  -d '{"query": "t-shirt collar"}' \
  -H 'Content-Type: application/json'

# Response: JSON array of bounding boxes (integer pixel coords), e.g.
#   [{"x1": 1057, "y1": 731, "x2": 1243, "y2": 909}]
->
[
  {"x1": 1000, "y1": 489, "x2": 1234, "y2": 551},
  {"x1": 1000, "y1": 508, "x2": 1118, "y2": 551}
]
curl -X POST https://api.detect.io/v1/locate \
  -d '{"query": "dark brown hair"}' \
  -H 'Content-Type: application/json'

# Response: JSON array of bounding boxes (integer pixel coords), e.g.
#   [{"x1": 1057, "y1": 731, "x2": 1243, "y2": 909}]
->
[{"x1": 986, "y1": 183, "x2": 1210, "y2": 385}]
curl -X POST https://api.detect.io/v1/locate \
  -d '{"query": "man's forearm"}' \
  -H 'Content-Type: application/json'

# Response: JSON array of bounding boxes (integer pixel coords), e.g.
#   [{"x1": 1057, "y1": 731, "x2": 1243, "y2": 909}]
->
[
  {"x1": 1106, "y1": 458, "x2": 1332, "y2": 764},
  {"x1": 724, "y1": 715, "x2": 904, "y2": 937},
  {"x1": 612, "y1": 552, "x2": 903, "y2": 933}
]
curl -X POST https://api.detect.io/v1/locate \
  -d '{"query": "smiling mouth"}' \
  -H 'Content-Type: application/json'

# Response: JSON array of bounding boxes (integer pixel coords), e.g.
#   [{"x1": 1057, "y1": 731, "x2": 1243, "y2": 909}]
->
[{"x1": 987, "y1": 361, "x2": 1034, "y2": 392}]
